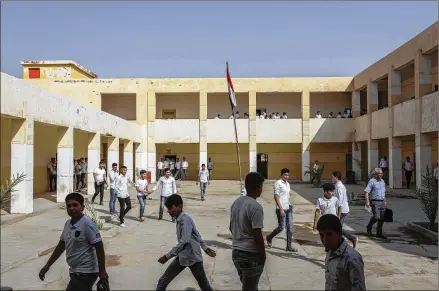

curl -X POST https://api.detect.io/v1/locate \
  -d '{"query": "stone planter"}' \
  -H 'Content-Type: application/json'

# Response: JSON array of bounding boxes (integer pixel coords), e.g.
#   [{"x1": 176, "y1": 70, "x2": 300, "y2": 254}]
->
[{"x1": 406, "y1": 222, "x2": 438, "y2": 242}]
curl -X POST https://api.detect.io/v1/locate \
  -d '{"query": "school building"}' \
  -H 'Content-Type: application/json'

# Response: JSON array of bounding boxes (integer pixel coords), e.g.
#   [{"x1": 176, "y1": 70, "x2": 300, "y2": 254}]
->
[{"x1": 1, "y1": 22, "x2": 438, "y2": 214}]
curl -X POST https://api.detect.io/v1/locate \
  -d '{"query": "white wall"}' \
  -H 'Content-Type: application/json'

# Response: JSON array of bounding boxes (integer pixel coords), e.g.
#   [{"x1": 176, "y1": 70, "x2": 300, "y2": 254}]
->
[
  {"x1": 309, "y1": 119, "x2": 354, "y2": 143},
  {"x1": 256, "y1": 119, "x2": 302, "y2": 143},
  {"x1": 393, "y1": 99, "x2": 416, "y2": 137},
  {"x1": 371, "y1": 108, "x2": 389, "y2": 139},
  {"x1": 1, "y1": 73, "x2": 144, "y2": 143},
  {"x1": 354, "y1": 115, "x2": 369, "y2": 141},
  {"x1": 421, "y1": 91, "x2": 439, "y2": 133},
  {"x1": 207, "y1": 119, "x2": 249, "y2": 143},
  {"x1": 155, "y1": 119, "x2": 199, "y2": 143}
]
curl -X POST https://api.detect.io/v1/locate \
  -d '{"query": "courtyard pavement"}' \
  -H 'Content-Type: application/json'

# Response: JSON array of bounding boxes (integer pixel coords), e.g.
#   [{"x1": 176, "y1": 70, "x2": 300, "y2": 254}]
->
[{"x1": 1, "y1": 180, "x2": 438, "y2": 290}]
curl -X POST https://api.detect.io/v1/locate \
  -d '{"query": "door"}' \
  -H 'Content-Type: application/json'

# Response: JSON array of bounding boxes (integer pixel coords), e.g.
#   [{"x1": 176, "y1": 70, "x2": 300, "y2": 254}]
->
[
  {"x1": 257, "y1": 153, "x2": 268, "y2": 179},
  {"x1": 162, "y1": 110, "x2": 176, "y2": 119}
]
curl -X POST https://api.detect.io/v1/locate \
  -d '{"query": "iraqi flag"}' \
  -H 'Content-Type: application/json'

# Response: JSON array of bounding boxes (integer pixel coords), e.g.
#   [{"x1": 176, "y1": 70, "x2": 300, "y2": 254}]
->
[{"x1": 226, "y1": 62, "x2": 237, "y2": 109}]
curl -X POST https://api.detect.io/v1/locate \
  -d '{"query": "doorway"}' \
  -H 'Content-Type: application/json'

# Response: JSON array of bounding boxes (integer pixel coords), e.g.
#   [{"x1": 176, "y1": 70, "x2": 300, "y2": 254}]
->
[{"x1": 257, "y1": 153, "x2": 268, "y2": 179}]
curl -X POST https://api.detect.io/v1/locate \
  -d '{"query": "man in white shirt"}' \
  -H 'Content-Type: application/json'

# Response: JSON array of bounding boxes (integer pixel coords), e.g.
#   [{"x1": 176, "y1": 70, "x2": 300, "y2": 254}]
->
[
  {"x1": 316, "y1": 111, "x2": 322, "y2": 118},
  {"x1": 47, "y1": 158, "x2": 57, "y2": 192},
  {"x1": 379, "y1": 156, "x2": 389, "y2": 185},
  {"x1": 282, "y1": 112, "x2": 287, "y2": 119},
  {"x1": 266, "y1": 168, "x2": 297, "y2": 252},
  {"x1": 214, "y1": 114, "x2": 220, "y2": 119},
  {"x1": 207, "y1": 157, "x2": 213, "y2": 180},
  {"x1": 169, "y1": 159, "x2": 176, "y2": 176},
  {"x1": 196, "y1": 164, "x2": 210, "y2": 201},
  {"x1": 332, "y1": 172, "x2": 358, "y2": 248},
  {"x1": 310, "y1": 160, "x2": 319, "y2": 184},
  {"x1": 92, "y1": 161, "x2": 108, "y2": 205},
  {"x1": 313, "y1": 183, "x2": 341, "y2": 232},
  {"x1": 157, "y1": 158, "x2": 164, "y2": 178},
  {"x1": 164, "y1": 158, "x2": 170, "y2": 169},
  {"x1": 157, "y1": 168, "x2": 177, "y2": 221},
  {"x1": 181, "y1": 157, "x2": 189, "y2": 181},
  {"x1": 115, "y1": 166, "x2": 135, "y2": 227},
  {"x1": 108, "y1": 163, "x2": 119, "y2": 215},
  {"x1": 403, "y1": 156, "x2": 414, "y2": 189},
  {"x1": 174, "y1": 158, "x2": 182, "y2": 180}
]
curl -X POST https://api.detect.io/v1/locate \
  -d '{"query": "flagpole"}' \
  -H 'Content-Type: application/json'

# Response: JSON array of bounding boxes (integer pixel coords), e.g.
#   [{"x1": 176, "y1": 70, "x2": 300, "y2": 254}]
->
[{"x1": 227, "y1": 62, "x2": 243, "y2": 190}]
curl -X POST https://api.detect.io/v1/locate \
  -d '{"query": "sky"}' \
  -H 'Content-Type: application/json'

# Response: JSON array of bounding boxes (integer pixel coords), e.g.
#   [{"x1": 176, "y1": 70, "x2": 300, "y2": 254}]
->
[{"x1": 1, "y1": 1, "x2": 438, "y2": 79}]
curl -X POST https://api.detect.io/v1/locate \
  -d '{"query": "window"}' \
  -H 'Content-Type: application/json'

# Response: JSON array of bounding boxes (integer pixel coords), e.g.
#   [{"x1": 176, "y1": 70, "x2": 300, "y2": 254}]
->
[
  {"x1": 29, "y1": 68, "x2": 41, "y2": 79},
  {"x1": 162, "y1": 110, "x2": 176, "y2": 119}
]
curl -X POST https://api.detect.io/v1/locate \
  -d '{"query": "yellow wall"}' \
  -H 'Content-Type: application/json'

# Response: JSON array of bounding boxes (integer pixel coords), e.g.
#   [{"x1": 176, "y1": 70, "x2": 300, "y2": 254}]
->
[
  {"x1": 207, "y1": 144, "x2": 249, "y2": 180},
  {"x1": 1, "y1": 117, "x2": 12, "y2": 185},
  {"x1": 70, "y1": 66, "x2": 94, "y2": 79},
  {"x1": 101, "y1": 93, "x2": 137, "y2": 120},
  {"x1": 156, "y1": 143, "x2": 200, "y2": 180},
  {"x1": 73, "y1": 130, "x2": 89, "y2": 160},
  {"x1": 310, "y1": 143, "x2": 350, "y2": 180},
  {"x1": 257, "y1": 144, "x2": 301, "y2": 180},
  {"x1": 401, "y1": 77, "x2": 415, "y2": 103},
  {"x1": 156, "y1": 93, "x2": 199, "y2": 119},
  {"x1": 34, "y1": 123, "x2": 58, "y2": 193}
]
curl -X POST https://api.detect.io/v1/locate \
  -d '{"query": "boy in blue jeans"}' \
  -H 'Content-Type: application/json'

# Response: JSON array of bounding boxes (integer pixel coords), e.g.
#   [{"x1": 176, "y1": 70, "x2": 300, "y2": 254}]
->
[
  {"x1": 136, "y1": 170, "x2": 153, "y2": 222},
  {"x1": 196, "y1": 163, "x2": 210, "y2": 201}
]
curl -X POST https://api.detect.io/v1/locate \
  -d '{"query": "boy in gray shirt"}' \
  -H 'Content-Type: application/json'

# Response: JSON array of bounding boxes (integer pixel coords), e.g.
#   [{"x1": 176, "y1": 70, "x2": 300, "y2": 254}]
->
[
  {"x1": 39, "y1": 193, "x2": 108, "y2": 291},
  {"x1": 230, "y1": 172, "x2": 266, "y2": 291}
]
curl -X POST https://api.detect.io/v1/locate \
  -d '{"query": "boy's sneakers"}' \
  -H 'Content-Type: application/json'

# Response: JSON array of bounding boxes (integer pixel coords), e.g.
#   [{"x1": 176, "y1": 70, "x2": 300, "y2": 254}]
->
[
  {"x1": 139, "y1": 218, "x2": 145, "y2": 222},
  {"x1": 120, "y1": 223, "x2": 126, "y2": 227},
  {"x1": 201, "y1": 197, "x2": 205, "y2": 201},
  {"x1": 286, "y1": 246, "x2": 298, "y2": 252}
]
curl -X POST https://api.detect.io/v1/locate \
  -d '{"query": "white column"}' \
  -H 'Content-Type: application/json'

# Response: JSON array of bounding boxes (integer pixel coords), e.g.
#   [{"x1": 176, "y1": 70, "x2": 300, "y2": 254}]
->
[
  {"x1": 10, "y1": 119, "x2": 34, "y2": 214},
  {"x1": 87, "y1": 133, "x2": 100, "y2": 195},
  {"x1": 199, "y1": 91, "x2": 208, "y2": 169},
  {"x1": 107, "y1": 136, "x2": 119, "y2": 169},
  {"x1": 124, "y1": 140, "x2": 134, "y2": 180},
  {"x1": 302, "y1": 89, "x2": 311, "y2": 182},
  {"x1": 389, "y1": 138, "x2": 402, "y2": 188},
  {"x1": 147, "y1": 91, "x2": 157, "y2": 182},
  {"x1": 415, "y1": 133, "x2": 432, "y2": 187},
  {"x1": 56, "y1": 126, "x2": 74, "y2": 202},
  {"x1": 352, "y1": 142, "x2": 362, "y2": 181}
]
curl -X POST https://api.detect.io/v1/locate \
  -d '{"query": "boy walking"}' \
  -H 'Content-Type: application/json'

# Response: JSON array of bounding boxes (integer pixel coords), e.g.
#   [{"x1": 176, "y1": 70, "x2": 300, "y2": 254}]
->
[
  {"x1": 157, "y1": 168, "x2": 177, "y2": 221},
  {"x1": 266, "y1": 168, "x2": 297, "y2": 252},
  {"x1": 92, "y1": 161, "x2": 108, "y2": 205},
  {"x1": 156, "y1": 194, "x2": 216, "y2": 291},
  {"x1": 136, "y1": 169, "x2": 153, "y2": 222},
  {"x1": 317, "y1": 214, "x2": 366, "y2": 291},
  {"x1": 108, "y1": 163, "x2": 119, "y2": 215},
  {"x1": 39, "y1": 193, "x2": 108, "y2": 291},
  {"x1": 230, "y1": 172, "x2": 266, "y2": 291},
  {"x1": 196, "y1": 163, "x2": 210, "y2": 201},
  {"x1": 313, "y1": 183, "x2": 342, "y2": 232},
  {"x1": 115, "y1": 166, "x2": 135, "y2": 227}
]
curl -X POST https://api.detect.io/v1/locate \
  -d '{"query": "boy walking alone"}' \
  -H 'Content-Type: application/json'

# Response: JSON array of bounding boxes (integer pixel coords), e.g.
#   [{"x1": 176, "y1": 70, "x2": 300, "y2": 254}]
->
[
  {"x1": 39, "y1": 193, "x2": 108, "y2": 291},
  {"x1": 313, "y1": 183, "x2": 342, "y2": 232},
  {"x1": 115, "y1": 166, "x2": 135, "y2": 227},
  {"x1": 196, "y1": 163, "x2": 210, "y2": 201},
  {"x1": 157, "y1": 168, "x2": 177, "y2": 221},
  {"x1": 156, "y1": 194, "x2": 216, "y2": 291}
]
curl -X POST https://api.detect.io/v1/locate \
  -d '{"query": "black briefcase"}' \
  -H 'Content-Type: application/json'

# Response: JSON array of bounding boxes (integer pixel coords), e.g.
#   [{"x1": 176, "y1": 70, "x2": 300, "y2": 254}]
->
[{"x1": 383, "y1": 208, "x2": 393, "y2": 223}]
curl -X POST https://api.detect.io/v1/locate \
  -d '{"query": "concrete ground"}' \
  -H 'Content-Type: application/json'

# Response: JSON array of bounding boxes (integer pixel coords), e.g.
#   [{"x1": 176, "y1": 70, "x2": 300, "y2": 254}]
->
[{"x1": 1, "y1": 180, "x2": 438, "y2": 290}]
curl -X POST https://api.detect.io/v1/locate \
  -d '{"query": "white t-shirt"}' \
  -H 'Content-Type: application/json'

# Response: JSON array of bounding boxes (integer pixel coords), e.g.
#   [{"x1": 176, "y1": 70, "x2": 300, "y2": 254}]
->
[
  {"x1": 199, "y1": 170, "x2": 209, "y2": 183},
  {"x1": 207, "y1": 161, "x2": 213, "y2": 169},
  {"x1": 157, "y1": 161, "x2": 164, "y2": 170},
  {"x1": 175, "y1": 162, "x2": 181, "y2": 169},
  {"x1": 334, "y1": 181, "x2": 349, "y2": 214},
  {"x1": 380, "y1": 159, "x2": 388, "y2": 168},
  {"x1": 316, "y1": 196, "x2": 340, "y2": 216},
  {"x1": 404, "y1": 161, "x2": 413, "y2": 171},
  {"x1": 93, "y1": 168, "x2": 106, "y2": 183},
  {"x1": 170, "y1": 161, "x2": 175, "y2": 170},
  {"x1": 182, "y1": 161, "x2": 189, "y2": 169},
  {"x1": 48, "y1": 163, "x2": 57, "y2": 175},
  {"x1": 135, "y1": 178, "x2": 148, "y2": 196},
  {"x1": 274, "y1": 179, "x2": 291, "y2": 210}
]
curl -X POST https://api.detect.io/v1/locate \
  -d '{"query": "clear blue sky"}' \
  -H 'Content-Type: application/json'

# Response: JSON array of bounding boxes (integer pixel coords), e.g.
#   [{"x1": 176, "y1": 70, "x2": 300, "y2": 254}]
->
[{"x1": 1, "y1": 1, "x2": 437, "y2": 78}]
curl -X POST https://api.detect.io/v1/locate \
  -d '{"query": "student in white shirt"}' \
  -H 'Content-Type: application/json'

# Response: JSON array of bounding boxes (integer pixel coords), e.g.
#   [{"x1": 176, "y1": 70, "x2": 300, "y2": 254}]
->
[
  {"x1": 266, "y1": 168, "x2": 297, "y2": 252},
  {"x1": 337, "y1": 112, "x2": 342, "y2": 118},
  {"x1": 282, "y1": 112, "x2": 287, "y2": 119},
  {"x1": 174, "y1": 158, "x2": 182, "y2": 180},
  {"x1": 157, "y1": 158, "x2": 164, "y2": 178},
  {"x1": 92, "y1": 161, "x2": 108, "y2": 205},
  {"x1": 74, "y1": 159, "x2": 82, "y2": 191},
  {"x1": 108, "y1": 163, "x2": 119, "y2": 215},
  {"x1": 313, "y1": 183, "x2": 341, "y2": 232},
  {"x1": 380, "y1": 156, "x2": 389, "y2": 185},
  {"x1": 169, "y1": 159, "x2": 176, "y2": 176},
  {"x1": 157, "y1": 168, "x2": 177, "y2": 222},
  {"x1": 316, "y1": 111, "x2": 322, "y2": 118},
  {"x1": 403, "y1": 156, "x2": 414, "y2": 189},
  {"x1": 79, "y1": 158, "x2": 87, "y2": 189},
  {"x1": 328, "y1": 112, "x2": 334, "y2": 118},
  {"x1": 164, "y1": 159, "x2": 170, "y2": 169},
  {"x1": 310, "y1": 160, "x2": 319, "y2": 184},
  {"x1": 181, "y1": 157, "x2": 189, "y2": 181},
  {"x1": 332, "y1": 172, "x2": 358, "y2": 248},
  {"x1": 136, "y1": 170, "x2": 153, "y2": 222},
  {"x1": 115, "y1": 166, "x2": 135, "y2": 227},
  {"x1": 196, "y1": 164, "x2": 210, "y2": 201},
  {"x1": 47, "y1": 158, "x2": 57, "y2": 192},
  {"x1": 207, "y1": 157, "x2": 214, "y2": 180}
]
